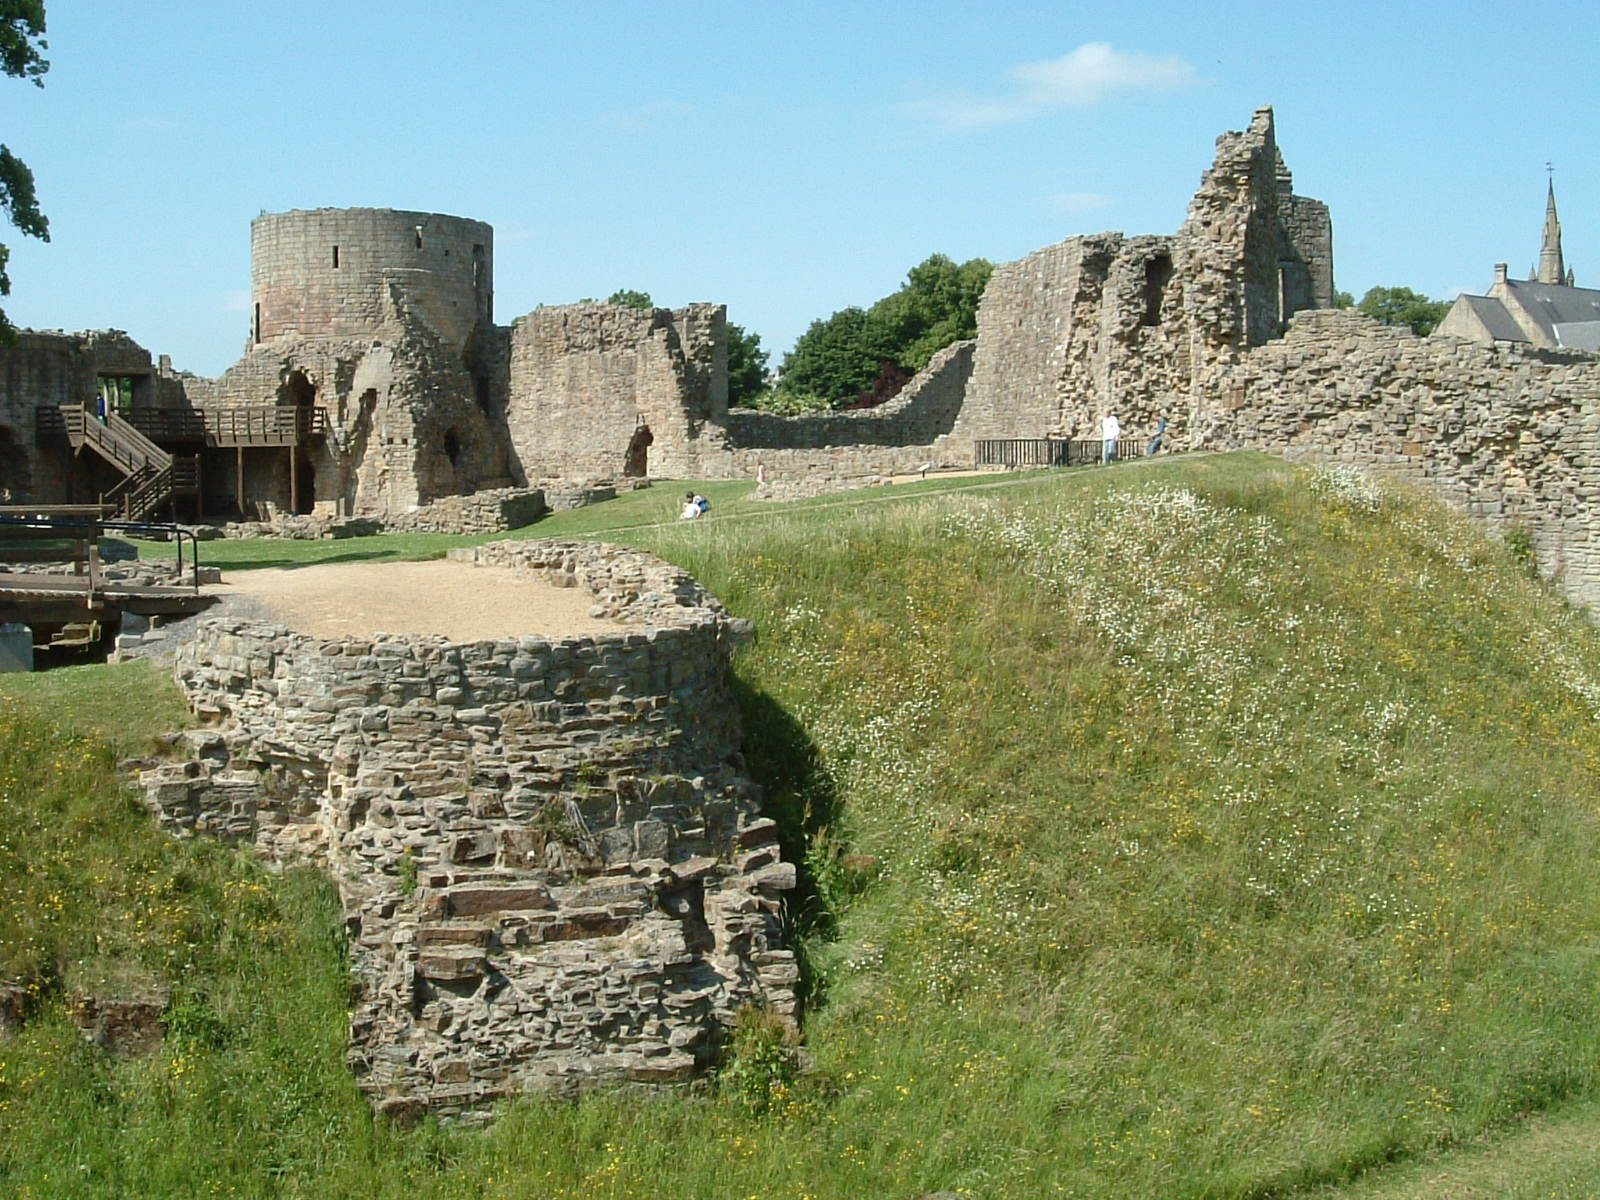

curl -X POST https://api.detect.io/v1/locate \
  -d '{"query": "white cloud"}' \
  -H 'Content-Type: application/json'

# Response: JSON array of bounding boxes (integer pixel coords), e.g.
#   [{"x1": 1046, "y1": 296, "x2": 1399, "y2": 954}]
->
[
  {"x1": 904, "y1": 42, "x2": 1199, "y2": 131},
  {"x1": 1045, "y1": 191, "x2": 1115, "y2": 214}
]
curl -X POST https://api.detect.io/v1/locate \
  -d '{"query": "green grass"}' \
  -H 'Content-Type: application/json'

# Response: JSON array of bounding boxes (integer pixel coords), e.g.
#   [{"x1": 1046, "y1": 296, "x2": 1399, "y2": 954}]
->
[
  {"x1": 0, "y1": 659, "x2": 189, "y2": 753},
  {"x1": 7, "y1": 452, "x2": 1600, "y2": 1197},
  {"x1": 122, "y1": 470, "x2": 1058, "y2": 570}
]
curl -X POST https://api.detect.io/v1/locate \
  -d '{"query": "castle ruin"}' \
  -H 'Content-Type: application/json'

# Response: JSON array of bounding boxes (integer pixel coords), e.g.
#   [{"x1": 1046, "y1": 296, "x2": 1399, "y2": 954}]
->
[{"x1": 3, "y1": 106, "x2": 1599, "y2": 595}]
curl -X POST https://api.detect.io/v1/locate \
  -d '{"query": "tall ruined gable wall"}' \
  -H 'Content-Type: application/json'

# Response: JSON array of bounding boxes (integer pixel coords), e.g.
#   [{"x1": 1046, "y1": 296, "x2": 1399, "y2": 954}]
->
[
  {"x1": 1205, "y1": 309, "x2": 1600, "y2": 603},
  {"x1": 505, "y1": 302, "x2": 729, "y2": 482},
  {"x1": 953, "y1": 107, "x2": 1326, "y2": 457},
  {"x1": 193, "y1": 302, "x2": 511, "y2": 517},
  {"x1": 956, "y1": 237, "x2": 1103, "y2": 443}
]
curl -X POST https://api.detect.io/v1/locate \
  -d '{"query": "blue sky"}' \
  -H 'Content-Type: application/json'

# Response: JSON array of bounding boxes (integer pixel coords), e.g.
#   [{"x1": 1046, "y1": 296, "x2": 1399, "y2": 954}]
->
[{"x1": 4, "y1": 1, "x2": 1595, "y2": 377}]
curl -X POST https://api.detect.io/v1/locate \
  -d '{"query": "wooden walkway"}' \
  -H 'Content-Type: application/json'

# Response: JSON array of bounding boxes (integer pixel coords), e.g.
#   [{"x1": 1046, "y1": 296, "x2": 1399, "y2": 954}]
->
[{"x1": 0, "y1": 572, "x2": 215, "y2": 624}]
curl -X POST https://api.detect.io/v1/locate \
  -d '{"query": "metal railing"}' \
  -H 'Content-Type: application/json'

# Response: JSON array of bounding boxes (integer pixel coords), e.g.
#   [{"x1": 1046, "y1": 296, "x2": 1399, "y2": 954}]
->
[
  {"x1": 0, "y1": 510, "x2": 204, "y2": 593},
  {"x1": 974, "y1": 437, "x2": 1144, "y2": 468}
]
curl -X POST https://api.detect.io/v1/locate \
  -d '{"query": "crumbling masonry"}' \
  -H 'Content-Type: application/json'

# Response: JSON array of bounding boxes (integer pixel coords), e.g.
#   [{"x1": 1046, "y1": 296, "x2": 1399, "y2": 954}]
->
[
  {"x1": 143, "y1": 542, "x2": 796, "y2": 1117},
  {"x1": 6, "y1": 106, "x2": 1598, "y2": 599}
]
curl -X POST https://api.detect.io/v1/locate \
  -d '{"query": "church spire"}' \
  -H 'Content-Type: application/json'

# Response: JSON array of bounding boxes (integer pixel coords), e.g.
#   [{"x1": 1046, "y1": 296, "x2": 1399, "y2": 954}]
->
[{"x1": 1538, "y1": 171, "x2": 1567, "y2": 286}]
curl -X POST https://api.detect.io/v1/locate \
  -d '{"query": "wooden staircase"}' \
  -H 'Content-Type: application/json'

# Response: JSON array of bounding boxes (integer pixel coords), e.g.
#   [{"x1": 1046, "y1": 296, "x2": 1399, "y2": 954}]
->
[{"x1": 61, "y1": 407, "x2": 198, "y2": 520}]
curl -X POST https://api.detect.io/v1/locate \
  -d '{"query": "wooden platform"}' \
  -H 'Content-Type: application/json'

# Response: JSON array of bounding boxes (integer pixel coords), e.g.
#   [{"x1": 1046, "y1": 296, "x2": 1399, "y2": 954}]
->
[{"x1": 0, "y1": 572, "x2": 216, "y2": 624}]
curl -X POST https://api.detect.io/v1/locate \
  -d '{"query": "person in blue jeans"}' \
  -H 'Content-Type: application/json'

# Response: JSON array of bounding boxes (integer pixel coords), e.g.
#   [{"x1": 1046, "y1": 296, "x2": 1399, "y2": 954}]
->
[
  {"x1": 1102, "y1": 412, "x2": 1121, "y2": 463},
  {"x1": 1146, "y1": 415, "x2": 1168, "y2": 457}
]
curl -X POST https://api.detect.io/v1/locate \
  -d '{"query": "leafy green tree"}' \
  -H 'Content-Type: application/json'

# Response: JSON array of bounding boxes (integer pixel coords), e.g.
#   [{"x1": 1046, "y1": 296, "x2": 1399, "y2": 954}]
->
[
  {"x1": 868, "y1": 253, "x2": 992, "y2": 371},
  {"x1": 1357, "y1": 286, "x2": 1451, "y2": 337},
  {"x1": 775, "y1": 306, "x2": 897, "y2": 408},
  {"x1": 1332, "y1": 290, "x2": 1353, "y2": 309},
  {"x1": 771, "y1": 253, "x2": 994, "y2": 410},
  {"x1": 607, "y1": 288, "x2": 652, "y2": 309},
  {"x1": 726, "y1": 321, "x2": 769, "y2": 407},
  {"x1": 0, "y1": 1, "x2": 48, "y2": 342}
]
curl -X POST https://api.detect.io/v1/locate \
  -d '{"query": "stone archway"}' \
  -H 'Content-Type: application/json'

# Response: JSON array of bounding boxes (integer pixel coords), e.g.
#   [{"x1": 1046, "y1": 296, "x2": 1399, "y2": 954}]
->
[{"x1": 624, "y1": 424, "x2": 653, "y2": 478}]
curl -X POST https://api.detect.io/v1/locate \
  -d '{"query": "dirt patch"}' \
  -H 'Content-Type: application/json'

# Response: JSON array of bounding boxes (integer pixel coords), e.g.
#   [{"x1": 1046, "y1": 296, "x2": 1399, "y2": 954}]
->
[{"x1": 208, "y1": 560, "x2": 625, "y2": 641}]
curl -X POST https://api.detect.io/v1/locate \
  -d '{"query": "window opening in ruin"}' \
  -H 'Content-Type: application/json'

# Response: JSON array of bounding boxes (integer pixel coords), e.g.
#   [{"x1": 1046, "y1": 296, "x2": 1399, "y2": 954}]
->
[
  {"x1": 623, "y1": 424, "x2": 653, "y2": 478},
  {"x1": 473, "y1": 373, "x2": 492, "y2": 416},
  {"x1": 97, "y1": 375, "x2": 138, "y2": 414},
  {"x1": 253, "y1": 303, "x2": 261, "y2": 345},
  {"x1": 414, "y1": 226, "x2": 424, "y2": 250},
  {"x1": 443, "y1": 430, "x2": 462, "y2": 467},
  {"x1": 1141, "y1": 253, "x2": 1174, "y2": 327},
  {"x1": 332, "y1": 245, "x2": 340, "y2": 268},
  {"x1": 278, "y1": 369, "x2": 316, "y2": 409},
  {"x1": 473, "y1": 244, "x2": 490, "y2": 322}
]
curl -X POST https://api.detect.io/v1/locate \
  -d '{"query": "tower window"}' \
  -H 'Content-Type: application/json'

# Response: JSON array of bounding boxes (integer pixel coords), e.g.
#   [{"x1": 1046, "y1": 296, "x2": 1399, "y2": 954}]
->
[
  {"x1": 1141, "y1": 253, "x2": 1174, "y2": 327},
  {"x1": 332, "y1": 245, "x2": 340, "y2": 268},
  {"x1": 414, "y1": 226, "x2": 424, "y2": 250}
]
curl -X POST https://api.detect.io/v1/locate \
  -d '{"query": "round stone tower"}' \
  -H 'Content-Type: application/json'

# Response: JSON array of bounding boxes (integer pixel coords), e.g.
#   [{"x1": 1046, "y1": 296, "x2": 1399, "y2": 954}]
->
[{"x1": 250, "y1": 207, "x2": 494, "y2": 348}]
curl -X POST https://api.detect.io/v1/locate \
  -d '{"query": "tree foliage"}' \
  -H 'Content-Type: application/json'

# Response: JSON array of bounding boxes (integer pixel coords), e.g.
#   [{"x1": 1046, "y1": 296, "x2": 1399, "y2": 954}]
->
[
  {"x1": 0, "y1": 0, "x2": 48, "y2": 341},
  {"x1": 725, "y1": 322, "x2": 769, "y2": 407},
  {"x1": 767, "y1": 253, "x2": 993, "y2": 411},
  {"x1": 606, "y1": 288, "x2": 652, "y2": 309},
  {"x1": 868, "y1": 253, "x2": 992, "y2": 372},
  {"x1": 1357, "y1": 286, "x2": 1450, "y2": 337}
]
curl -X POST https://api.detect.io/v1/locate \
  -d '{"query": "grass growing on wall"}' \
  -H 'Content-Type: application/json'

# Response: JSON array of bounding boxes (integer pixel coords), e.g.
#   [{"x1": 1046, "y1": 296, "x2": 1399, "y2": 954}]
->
[{"x1": 7, "y1": 453, "x2": 1600, "y2": 1197}]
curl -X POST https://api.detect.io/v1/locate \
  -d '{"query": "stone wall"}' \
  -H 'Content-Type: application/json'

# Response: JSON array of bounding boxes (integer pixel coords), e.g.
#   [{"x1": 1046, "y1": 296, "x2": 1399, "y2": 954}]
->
[
  {"x1": 0, "y1": 329, "x2": 187, "y2": 504},
  {"x1": 381, "y1": 487, "x2": 547, "y2": 535},
  {"x1": 251, "y1": 208, "x2": 494, "y2": 346},
  {"x1": 1201, "y1": 309, "x2": 1600, "y2": 601},
  {"x1": 505, "y1": 303, "x2": 731, "y2": 482},
  {"x1": 147, "y1": 540, "x2": 795, "y2": 1116}
]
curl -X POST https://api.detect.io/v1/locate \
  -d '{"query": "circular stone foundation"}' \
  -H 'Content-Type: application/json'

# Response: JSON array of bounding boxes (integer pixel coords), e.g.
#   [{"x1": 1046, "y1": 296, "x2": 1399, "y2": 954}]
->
[
  {"x1": 153, "y1": 539, "x2": 796, "y2": 1117},
  {"x1": 213, "y1": 559, "x2": 626, "y2": 640}
]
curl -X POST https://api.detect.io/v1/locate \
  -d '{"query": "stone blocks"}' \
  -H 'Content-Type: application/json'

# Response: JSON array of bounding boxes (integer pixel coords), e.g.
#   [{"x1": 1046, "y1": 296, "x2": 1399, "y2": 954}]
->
[{"x1": 148, "y1": 540, "x2": 790, "y2": 1118}]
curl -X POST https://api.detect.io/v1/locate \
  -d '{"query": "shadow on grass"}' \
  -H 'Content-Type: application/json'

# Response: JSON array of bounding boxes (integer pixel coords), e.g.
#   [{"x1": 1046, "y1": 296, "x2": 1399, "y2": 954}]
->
[
  {"x1": 204, "y1": 545, "x2": 455, "y2": 572},
  {"x1": 731, "y1": 673, "x2": 840, "y2": 1012}
]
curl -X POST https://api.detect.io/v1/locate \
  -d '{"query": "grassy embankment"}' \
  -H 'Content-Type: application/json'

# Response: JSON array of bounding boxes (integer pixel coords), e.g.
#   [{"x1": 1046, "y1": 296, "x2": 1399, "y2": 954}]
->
[{"x1": 6, "y1": 452, "x2": 1600, "y2": 1197}]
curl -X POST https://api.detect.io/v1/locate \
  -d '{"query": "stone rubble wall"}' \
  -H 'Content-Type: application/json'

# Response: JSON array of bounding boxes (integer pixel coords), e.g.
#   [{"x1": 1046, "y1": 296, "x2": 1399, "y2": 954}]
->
[
  {"x1": 146, "y1": 540, "x2": 795, "y2": 1118},
  {"x1": 719, "y1": 342, "x2": 976, "y2": 495},
  {"x1": 381, "y1": 487, "x2": 548, "y2": 535},
  {"x1": 1198, "y1": 308, "x2": 1600, "y2": 601},
  {"x1": 506, "y1": 303, "x2": 731, "y2": 483}
]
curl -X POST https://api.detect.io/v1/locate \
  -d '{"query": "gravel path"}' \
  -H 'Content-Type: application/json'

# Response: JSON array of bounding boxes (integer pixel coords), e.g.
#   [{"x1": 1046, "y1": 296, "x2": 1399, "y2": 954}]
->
[{"x1": 203, "y1": 560, "x2": 623, "y2": 641}]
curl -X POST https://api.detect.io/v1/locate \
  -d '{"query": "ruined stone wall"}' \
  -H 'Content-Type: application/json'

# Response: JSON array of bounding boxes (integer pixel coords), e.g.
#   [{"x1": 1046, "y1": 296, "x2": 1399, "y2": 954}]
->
[
  {"x1": 192, "y1": 316, "x2": 511, "y2": 516},
  {"x1": 1202, "y1": 309, "x2": 1600, "y2": 602},
  {"x1": 505, "y1": 303, "x2": 731, "y2": 482},
  {"x1": 729, "y1": 340, "x2": 973, "y2": 453},
  {"x1": 0, "y1": 329, "x2": 177, "y2": 503},
  {"x1": 0, "y1": 332, "x2": 87, "y2": 500},
  {"x1": 381, "y1": 486, "x2": 547, "y2": 534},
  {"x1": 151, "y1": 540, "x2": 795, "y2": 1116},
  {"x1": 251, "y1": 208, "x2": 493, "y2": 347}
]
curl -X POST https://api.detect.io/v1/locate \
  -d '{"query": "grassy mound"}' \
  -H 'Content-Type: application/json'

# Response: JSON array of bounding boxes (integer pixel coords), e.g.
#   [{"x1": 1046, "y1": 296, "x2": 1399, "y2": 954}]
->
[{"x1": 5, "y1": 452, "x2": 1600, "y2": 1198}]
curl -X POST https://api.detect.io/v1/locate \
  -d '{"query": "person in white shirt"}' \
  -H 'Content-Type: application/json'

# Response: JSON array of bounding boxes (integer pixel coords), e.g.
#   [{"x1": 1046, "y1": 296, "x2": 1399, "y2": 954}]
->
[{"x1": 1102, "y1": 412, "x2": 1121, "y2": 463}]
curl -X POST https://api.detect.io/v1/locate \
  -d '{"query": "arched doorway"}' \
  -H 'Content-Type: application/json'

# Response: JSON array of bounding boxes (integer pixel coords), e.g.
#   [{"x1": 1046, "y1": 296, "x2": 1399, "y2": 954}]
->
[{"x1": 624, "y1": 424, "x2": 653, "y2": 478}]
